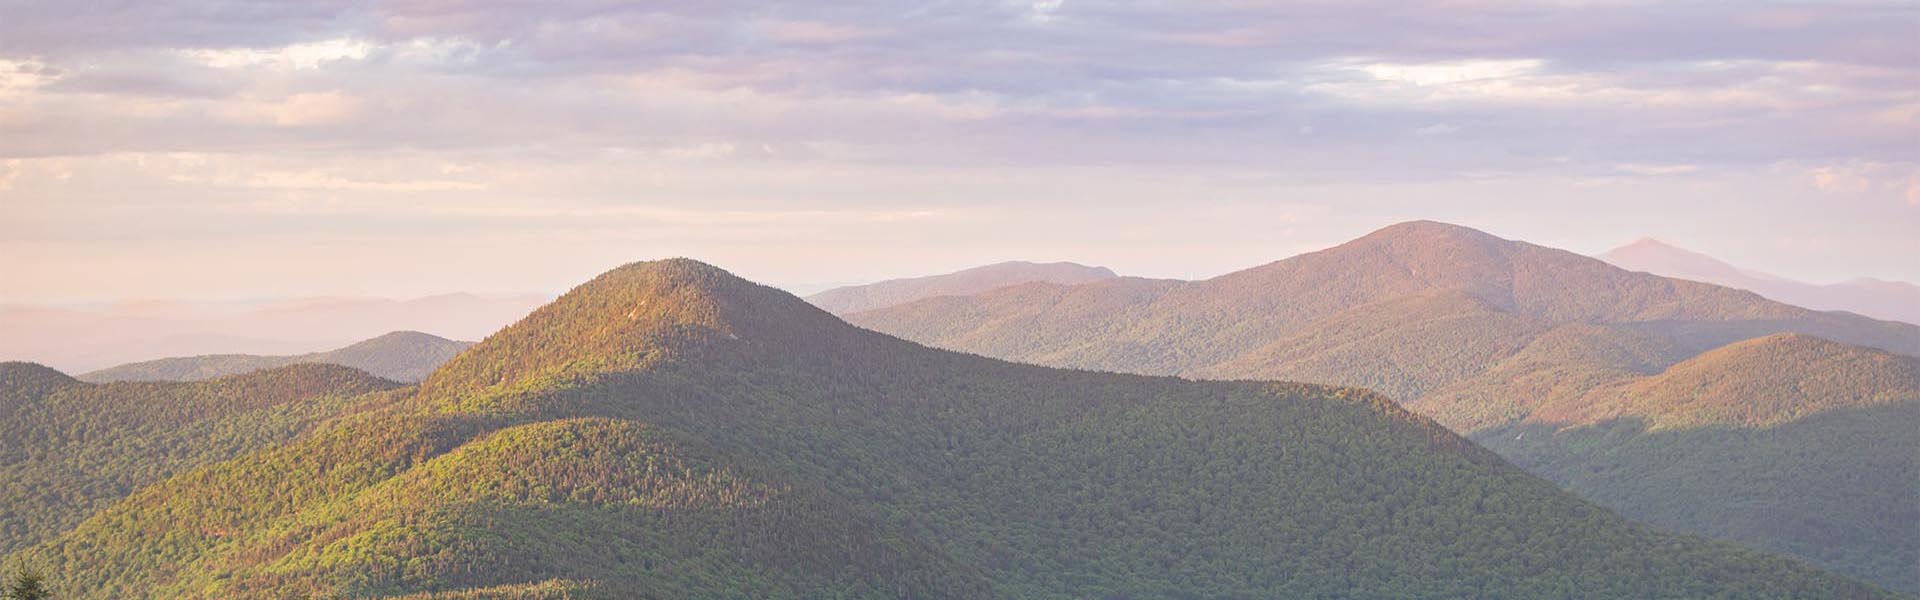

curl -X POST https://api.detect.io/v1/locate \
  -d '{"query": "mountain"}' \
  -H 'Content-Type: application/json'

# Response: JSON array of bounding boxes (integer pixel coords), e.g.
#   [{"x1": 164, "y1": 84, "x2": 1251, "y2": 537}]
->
[
  {"x1": 805, "y1": 260, "x2": 1116, "y2": 314},
  {"x1": 852, "y1": 221, "x2": 1917, "y2": 377},
  {"x1": 0, "y1": 362, "x2": 401, "y2": 557},
  {"x1": 1486, "y1": 335, "x2": 1920, "y2": 591},
  {"x1": 5, "y1": 259, "x2": 1889, "y2": 598},
  {"x1": 1601, "y1": 237, "x2": 1920, "y2": 325},
  {"x1": 1526, "y1": 333, "x2": 1919, "y2": 428},
  {"x1": 81, "y1": 331, "x2": 472, "y2": 383},
  {"x1": 845, "y1": 220, "x2": 1920, "y2": 592},
  {"x1": 0, "y1": 292, "x2": 548, "y2": 373}
]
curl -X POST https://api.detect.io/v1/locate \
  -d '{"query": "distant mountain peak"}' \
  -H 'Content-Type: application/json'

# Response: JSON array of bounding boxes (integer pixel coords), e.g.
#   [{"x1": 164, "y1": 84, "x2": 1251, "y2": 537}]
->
[
  {"x1": 1359, "y1": 220, "x2": 1505, "y2": 243},
  {"x1": 1612, "y1": 236, "x2": 1723, "y2": 261},
  {"x1": 809, "y1": 259, "x2": 1117, "y2": 314},
  {"x1": 1620, "y1": 235, "x2": 1673, "y2": 248},
  {"x1": 1337, "y1": 221, "x2": 1518, "y2": 263},
  {"x1": 1601, "y1": 236, "x2": 1738, "y2": 270},
  {"x1": 1600, "y1": 237, "x2": 1920, "y2": 324},
  {"x1": 80, "y1": 330, "x2": 474, "y2": 384},
  {"x1": 344, "y1": 330, "x2": 458, "y2": 347}
]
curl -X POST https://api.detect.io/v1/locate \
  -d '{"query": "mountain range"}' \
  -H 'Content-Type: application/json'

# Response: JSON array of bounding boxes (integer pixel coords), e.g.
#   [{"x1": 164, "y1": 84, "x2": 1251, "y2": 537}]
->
[
  {"x1": 2, "y1": 259, "x2": 1894, "y2": 598},
  {"x1": 0, "y1": 292, "x2": 547, "y2": 374},
  {"x1": 845, "y1": 221, "x2": 1920, "y2": 592},
  {"x1": 80, "y1": 331, "x2": 472, "y2": 383},
  {"x1": 1600, "y1": 237, "x2": 1920, "y2": 326},
  {"x1": 805, "y1": 260, "x2": 1116, "y2": 314}
]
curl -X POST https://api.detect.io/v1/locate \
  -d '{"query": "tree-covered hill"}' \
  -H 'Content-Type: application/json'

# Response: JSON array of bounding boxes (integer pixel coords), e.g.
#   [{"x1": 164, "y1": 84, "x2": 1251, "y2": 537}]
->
[
  {"x1": 0, "y1": 362, "x2": 402, "y2": 556},
  {"x1": 805, "y1": 260, "x2": 1117, "y2": 314},
  {"x1": 79, "y1": 330, "x2": 472, "y2": 383},
  {"x1": 843, "y1": 221, "x2": 1920, "y2": 592},
  {"x1": 1475, "y1": 334, "x2": 1920, "y2": 592},
  {"x1": 8, "y1": 259, "x2": 1895, "y2": 599},
  {"x1": 1527, "y1": 333, "x2": 1920, "y2": 429}
]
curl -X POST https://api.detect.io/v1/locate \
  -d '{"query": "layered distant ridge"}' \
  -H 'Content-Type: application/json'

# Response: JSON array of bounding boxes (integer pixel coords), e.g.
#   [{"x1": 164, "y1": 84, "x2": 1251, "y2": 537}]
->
[
  {"x1": 81, "y1": 331, "x2": 472, "y2": 383},
  {"x1": 806, "y1": 260, "x2": 1117, "y2": 314},
  {"x1": 1601, "y1": 237, "x2": 1920, "y2": 326}
]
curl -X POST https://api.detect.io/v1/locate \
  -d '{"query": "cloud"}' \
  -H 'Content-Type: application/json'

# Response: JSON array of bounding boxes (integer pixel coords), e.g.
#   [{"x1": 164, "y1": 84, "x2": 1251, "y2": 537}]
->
[
  {"x1": 180, "y1": 38, "x2": 374, "y2": 70},
  {"x1": 662, "y1": 142, "x2": 738, "y2": 160},
  {"x1": 0, "y1": 58, "x2": 58, "y2": 98},
  {"x1": 754, "y1": 20, "x2": 887, "y2": 45},
  {"x1": 1615, "y1": 163, "x2": 1701, "y2": 176},
  {"x1": 1363, "y1": 59, "x2": 1545, "y2": 88},
  {"x1": 1802, "y1": 160, "x2": 1920, "y2": 206},
  {"x1": 240, "y1": 169, "x2": 484, "y2": 192},
  {"x1": 217, "y1": 91, "x2": 367, "y2": 126}
]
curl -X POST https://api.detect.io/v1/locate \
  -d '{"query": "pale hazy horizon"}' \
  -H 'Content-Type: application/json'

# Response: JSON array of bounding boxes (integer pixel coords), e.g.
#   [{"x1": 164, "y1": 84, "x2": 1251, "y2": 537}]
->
[{"x1": 4, "y1": 224, "x2": 1915, "y2": 306}]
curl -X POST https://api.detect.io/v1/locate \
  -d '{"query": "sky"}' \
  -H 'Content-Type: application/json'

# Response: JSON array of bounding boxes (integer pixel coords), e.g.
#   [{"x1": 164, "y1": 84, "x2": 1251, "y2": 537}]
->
[{"x1": 1, "y1": 0, "x2": 1916, "y2": 302}]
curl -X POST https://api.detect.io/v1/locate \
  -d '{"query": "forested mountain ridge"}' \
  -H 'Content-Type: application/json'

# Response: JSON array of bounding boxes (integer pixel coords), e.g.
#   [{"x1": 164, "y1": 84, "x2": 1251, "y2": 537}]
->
[
  {"x1": 1526, "y1": 333, "x2": 1920, "y2": 428},
  {"x1": 0, "y1": 363, "x2": 402, "y2": 556},
  {"x1": 1483, "y1": 334, "x2": 1920, "y2": 591},
  {"x1": 849, "y1": 221, "x2": 1919, "y2": 377},
  {"x1": 805, "y1": 260, "x2": 1117, "y2": 314},
  {"x1": 843, "y1": 221, "x2": 1920, "y2": 592},
  {"x1": 7, "y1": 259, "x2": 1894, "y2": 598},
  {"x1": 81, "y1": 330, "x2": 472, "y2": 383}
]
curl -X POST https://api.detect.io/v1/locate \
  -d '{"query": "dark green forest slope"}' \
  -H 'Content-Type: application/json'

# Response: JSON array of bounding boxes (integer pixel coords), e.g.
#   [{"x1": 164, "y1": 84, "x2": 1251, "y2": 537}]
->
[
  {"x1": 845, "y1": 221, "x2": 1920, "y2": 592},
  {"x1": 0, "y1": 363, "x2": 401, "y2": 556},
  {"x1": 5, "y1": 259, "x2": 1892, "y2": 598},
  {"x1": 80, "y1": 330, "x2": 472, "y2": 383},
  {"x1": 1480, "y1": 335, "x2": 1920, "y2": 592}
]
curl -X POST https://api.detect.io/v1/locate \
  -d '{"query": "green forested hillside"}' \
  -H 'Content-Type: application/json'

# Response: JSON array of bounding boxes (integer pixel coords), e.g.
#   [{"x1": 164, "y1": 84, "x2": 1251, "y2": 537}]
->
[
  {"x1": 1527, "y1": 333, "x2": 1920, "y2": 428},
  {"x1": 1191, "y1": 290, "x2": 1552, "y2": 400},
  {"x1": 5, "y1": 259, "x2": 1892, "y2": 599},
  {"x1": 844, "y1": 221, "x2": 1920, "y2": 592},
  {"x1": 1478, "y1": 335, "x2": 1920, "y2": 592},
  {"x1": 79, "y1": 331, "x2": 472, "y2": 383},
  {"x1": 0, "y1": 362, "x2": 401, "y2": 556},
  {"x1": 1491, "y1": 403, "x2": 1920, "y2": 595}
]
